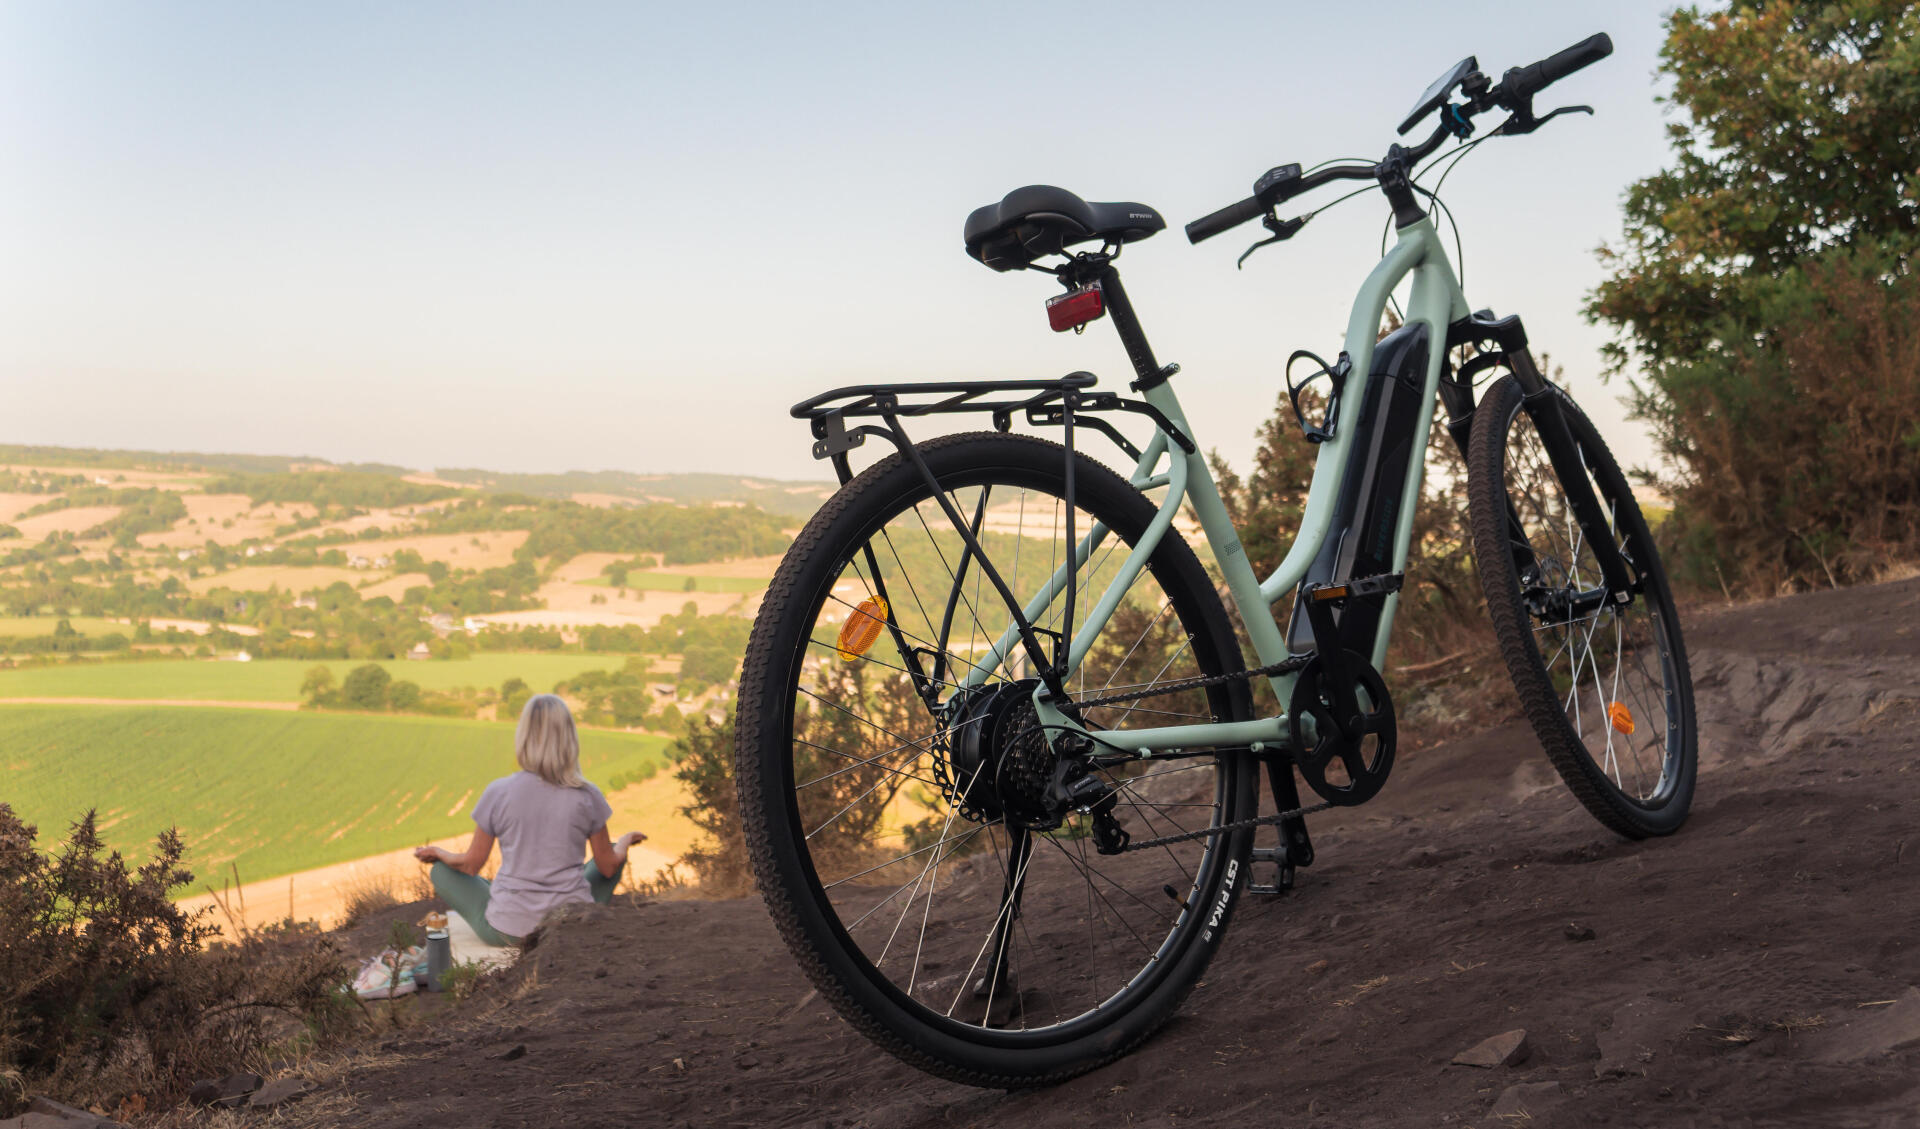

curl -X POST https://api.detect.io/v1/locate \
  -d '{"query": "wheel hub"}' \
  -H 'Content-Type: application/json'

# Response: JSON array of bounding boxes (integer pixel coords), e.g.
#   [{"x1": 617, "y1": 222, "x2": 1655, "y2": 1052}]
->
[{"x1": 937, "y1": 679, "x2": 1067, "y2": 829}]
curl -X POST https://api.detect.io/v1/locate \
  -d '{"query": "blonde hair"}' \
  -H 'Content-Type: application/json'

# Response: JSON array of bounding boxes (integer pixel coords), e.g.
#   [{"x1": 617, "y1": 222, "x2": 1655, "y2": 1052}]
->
[{"x1": 515, "y1": 694, "x2": 585, "y2": 787}]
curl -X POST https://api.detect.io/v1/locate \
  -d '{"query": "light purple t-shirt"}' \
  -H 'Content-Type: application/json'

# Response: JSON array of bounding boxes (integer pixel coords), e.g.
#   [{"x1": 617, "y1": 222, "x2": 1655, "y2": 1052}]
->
[{"x1": 471, "y1": 771, "x2": 613, "y2": 938}]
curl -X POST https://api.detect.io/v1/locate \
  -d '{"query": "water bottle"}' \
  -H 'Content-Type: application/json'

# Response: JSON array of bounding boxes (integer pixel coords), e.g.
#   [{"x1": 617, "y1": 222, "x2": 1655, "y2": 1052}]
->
[{"x1": 425, "y1": 930, "x2": 452, "y2": 991}]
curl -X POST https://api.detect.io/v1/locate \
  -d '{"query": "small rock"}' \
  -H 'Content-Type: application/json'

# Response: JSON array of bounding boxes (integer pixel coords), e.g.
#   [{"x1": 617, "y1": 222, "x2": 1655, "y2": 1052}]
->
[
  {"x1": 1452, "y1": 1028, "x2": 1530, "y2": 1068},
  {"x1": 1306, "y1": 959, "x2": 1330, "y2": 975},
  {"x1": 246, "y1": 1079, "x2": 315, "y2": 1110},
  {"x1": 187, "y1": 1073, "x2": 263, "y2": 1109},
  {"x1": 1490, "y1": 1081, "x2": 1565, "y2": 1119},
  {"x1": 12, "y1": 1097, "x2": 130, "y2": 1128},
  {"x1": 736, "y1": 1053, "x2": 760, "y2": 1069},
  {"x1": 495, "y1": 1044, "x2": 527, "y2": 1061},
  {"x1": 1815, "y1": 987, "x2": 1920, "y2": 1063},
  {"x1": 1564, "y1": 923, "x2": 1597, "y2": 942}
]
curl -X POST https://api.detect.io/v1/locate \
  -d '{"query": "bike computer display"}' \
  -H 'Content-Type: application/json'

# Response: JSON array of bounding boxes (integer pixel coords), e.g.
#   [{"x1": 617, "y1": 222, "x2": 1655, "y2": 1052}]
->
[{"x1": 1397, "y1": 55, "x2": 1476, "y2": 135}]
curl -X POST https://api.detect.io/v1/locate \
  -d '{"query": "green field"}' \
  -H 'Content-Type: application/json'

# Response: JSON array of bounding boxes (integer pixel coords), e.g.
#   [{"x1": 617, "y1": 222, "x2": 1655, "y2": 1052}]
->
[
  {"x1": 577, "y1": 572, "x2": 766, "y2": 594},
  {"x1": 0, "y1": 653, "x2": 637, "y2": 702},
  {"x1": 0, "y1": 704, "x2": 671, "y2": 883}
]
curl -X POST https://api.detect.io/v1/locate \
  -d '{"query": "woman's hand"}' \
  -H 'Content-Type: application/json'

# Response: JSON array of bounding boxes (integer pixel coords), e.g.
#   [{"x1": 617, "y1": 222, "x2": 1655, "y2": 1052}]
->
[
  {"x1": 413, "y1": 844, "x2": 444, "y2": 863},
  {"x1": 616, "y1": 831, "x2": 648, "y2": 851}
]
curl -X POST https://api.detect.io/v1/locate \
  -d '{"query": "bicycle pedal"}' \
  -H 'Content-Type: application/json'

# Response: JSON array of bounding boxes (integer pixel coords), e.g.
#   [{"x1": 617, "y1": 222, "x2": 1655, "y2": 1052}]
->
[
  {"x1": 1306, "y1": 572, "x2": 1404, "y2": 604},
  {"x1": 1247, "y1": 845, "x2": 1296, "y2": 895}
]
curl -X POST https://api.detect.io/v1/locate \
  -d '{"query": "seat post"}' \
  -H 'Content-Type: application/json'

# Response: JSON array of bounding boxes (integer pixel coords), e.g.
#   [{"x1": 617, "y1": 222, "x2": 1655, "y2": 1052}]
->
[{"x1": 1094, "y1": 265, "x2": 1169, "y2": 391}]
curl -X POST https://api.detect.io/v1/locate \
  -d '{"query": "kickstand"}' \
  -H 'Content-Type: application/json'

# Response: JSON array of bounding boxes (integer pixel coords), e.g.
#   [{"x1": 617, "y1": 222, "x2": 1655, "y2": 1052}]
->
[{"x1": 1249, "y1": 754, "x2": 1315, "y2": 896}]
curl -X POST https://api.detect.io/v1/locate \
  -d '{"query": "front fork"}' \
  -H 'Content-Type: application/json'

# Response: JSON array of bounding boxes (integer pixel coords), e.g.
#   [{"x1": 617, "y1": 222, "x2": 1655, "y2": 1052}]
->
[{"x1": 1452, "y1": 312, "x2": 1638, "y2": 607}]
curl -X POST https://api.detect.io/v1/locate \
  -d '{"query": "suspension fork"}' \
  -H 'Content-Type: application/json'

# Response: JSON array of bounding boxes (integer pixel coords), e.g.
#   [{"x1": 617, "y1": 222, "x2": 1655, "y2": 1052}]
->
[{"x1": 1454, "y1": 313, "x2": 1637, "y2": 604}]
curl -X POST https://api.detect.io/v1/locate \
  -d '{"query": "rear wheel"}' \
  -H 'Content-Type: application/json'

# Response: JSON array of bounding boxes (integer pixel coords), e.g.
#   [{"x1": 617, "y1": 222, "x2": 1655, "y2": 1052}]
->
[
  {"x1": 735, "y1": 432, "x2": 1257, "y2": 1086},
  {"x1": 1467, "y1": 375, "x2": 1696, "y2": 838}
]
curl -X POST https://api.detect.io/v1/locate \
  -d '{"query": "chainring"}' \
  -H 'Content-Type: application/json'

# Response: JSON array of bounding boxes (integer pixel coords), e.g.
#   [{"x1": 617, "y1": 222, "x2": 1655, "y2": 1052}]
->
[{"x1": 1288, "y1": 650, "x2": 1396, "y2": 806}]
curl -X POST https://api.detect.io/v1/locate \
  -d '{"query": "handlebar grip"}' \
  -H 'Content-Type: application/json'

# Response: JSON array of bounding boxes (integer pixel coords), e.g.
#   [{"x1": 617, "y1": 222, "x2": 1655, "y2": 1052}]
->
[
  {"x1": 1506, "y1": 32, "x2": 1613, "y2": 102},
  {"x1": 1185, "y1": 195, "x2": 1267, "y2": 244}
]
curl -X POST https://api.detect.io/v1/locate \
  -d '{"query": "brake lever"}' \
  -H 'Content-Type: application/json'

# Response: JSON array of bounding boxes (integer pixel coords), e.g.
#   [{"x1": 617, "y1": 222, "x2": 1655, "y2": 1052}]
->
[
  {"x1": 1237, "y1": 213, "x2": 1307, "y2": 270},
  {"x1": 1497, "y1": 103, "x2": 1593, "y2": 137}
]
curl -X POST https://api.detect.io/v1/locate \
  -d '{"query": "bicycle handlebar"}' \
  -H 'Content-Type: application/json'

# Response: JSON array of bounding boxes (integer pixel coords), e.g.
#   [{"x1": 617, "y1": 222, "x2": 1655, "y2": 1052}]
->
[
  {"x1": 1185, "y1": 33, "x2": 1612, "y2": 246},
  {"x1": 1186, "y1": 195, "x2": 1268, "y2": 244},
  {"x1": 1502, "y1": 32, "x2": 1612, "y2": 105},
  {"x1": 1185, "y1": 163, "x2": 1378, "y2": 244}
]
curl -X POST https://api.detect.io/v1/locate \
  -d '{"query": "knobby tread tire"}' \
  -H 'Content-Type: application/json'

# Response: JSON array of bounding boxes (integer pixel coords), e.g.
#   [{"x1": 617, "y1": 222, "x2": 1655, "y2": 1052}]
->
[
  {"x1": 1467, "y1": 376, "x2": 1697, "y2": 839},
  {"x1": 735, "y1": 431, "x2": 1257, "y2": 1088}
]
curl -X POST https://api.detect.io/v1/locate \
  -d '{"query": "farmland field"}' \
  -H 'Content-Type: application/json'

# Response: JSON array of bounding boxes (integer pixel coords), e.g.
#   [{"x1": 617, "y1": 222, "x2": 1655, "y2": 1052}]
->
[
  {"x1": 0, "y1": 654, "x2": 640, "y2": 702},
  {"x1": 0, "y1": 616, "x2": 127, "y2": 637},
  {"x1": 576, "y1": 572, "x2": 765, "y2": 594},
  {"x1": 0, "y1": 704, "x2": 672, "y2": 883}
]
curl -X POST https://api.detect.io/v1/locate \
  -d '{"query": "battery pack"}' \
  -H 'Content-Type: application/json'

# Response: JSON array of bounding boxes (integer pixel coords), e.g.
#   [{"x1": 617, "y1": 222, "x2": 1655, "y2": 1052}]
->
[{"x1": 1285, "y1": 323, "x2": 1430, "y2": 655}]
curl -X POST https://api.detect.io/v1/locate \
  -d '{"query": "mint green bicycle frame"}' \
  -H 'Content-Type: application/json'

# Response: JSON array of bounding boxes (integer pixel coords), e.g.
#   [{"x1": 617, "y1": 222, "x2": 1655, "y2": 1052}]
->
[{"x1": 960, "y1": 215, "x2": 1472, "y2": 756}]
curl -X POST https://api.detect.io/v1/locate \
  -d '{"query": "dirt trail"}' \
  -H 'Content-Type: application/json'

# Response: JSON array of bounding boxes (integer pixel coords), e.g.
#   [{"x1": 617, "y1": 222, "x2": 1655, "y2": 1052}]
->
[{"x1": 305, "y1": 578, "x2": 1920, "y2": 1128}]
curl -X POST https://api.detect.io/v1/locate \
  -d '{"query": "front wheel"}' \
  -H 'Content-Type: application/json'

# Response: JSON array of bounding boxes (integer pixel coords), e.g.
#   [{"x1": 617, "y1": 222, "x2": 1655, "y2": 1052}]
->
[
  {"x1": 1467, "y1": 375, "x2": 1697, "y2": 838},
  {"x1": 735, "y1": 432, "x2": 1258, "y2": 1087}
]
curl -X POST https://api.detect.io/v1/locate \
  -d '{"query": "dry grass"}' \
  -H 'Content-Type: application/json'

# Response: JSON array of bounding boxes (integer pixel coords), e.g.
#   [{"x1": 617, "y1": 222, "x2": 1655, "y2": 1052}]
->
[
  {"x1": 136, "y1": 495, "x2": 311, "y2": 549},
  {"x1": 354, "y1": 572, "x2": 431, "y2": 601},
  {"x1": 10, "y1": 505, "x2": 123, "y2": 540},
  {"x1": 344, "y1": 530, "x2": 528, "y2": 570},
  {"x1": 181, "y1": 566, "x2": 374, "y2": 595},
  {"x1": 335, "y1": 871, "x2": 405, "y2": 930}
]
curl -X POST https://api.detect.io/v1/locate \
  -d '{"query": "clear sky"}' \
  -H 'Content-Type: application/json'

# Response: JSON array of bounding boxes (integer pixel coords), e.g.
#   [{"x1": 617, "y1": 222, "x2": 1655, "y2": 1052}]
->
[{"x1": 2, "y1": 1, "x2": 1686, "y2": 481}]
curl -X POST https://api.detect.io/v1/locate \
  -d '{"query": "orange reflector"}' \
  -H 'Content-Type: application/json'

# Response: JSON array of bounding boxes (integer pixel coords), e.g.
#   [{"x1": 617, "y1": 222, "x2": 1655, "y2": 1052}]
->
[
  {"x1": 836, "y1": 596, "x2": 890, "y2": 661},
  {"x1": 1311, "y1": 584, "x2": 1351, "y2": 602},
  {"x1": 1607, "y1": 701, "x2": 1635, "y2": 736}
]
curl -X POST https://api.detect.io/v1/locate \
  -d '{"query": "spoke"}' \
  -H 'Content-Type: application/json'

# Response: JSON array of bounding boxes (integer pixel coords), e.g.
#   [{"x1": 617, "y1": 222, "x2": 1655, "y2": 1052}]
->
[
  {"x1": 876, "y1": 528, "x2": 940, "y2": 656},
  {"x1": 830, "y1": 823, "x2": 995, "y2": 897},
  {"x1": 794, "y1": 735, "x2": 945, "y2": 791},
  {"x1": 1033, "y1": 834, "x2": 1162, "y2": 955},
  {"x1": 945, "y1": 830, "x2": 1037, "y2": 1018},
  {"x1": 806, "y1": 635, "x2": 966, "y2": 692}
]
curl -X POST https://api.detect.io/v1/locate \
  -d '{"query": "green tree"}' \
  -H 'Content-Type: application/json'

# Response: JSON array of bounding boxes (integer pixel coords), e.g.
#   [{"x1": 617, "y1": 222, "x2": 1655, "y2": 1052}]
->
[
  {"x1": 340, "y1": 663, "x2": 392, "y2": 710},
  {"x1": 388, "y1": 680, "x2": 422, "y2": 710},
  {"x1": 1588, "y1": 1, "x2": 1920, "y2": 591},
  {"x1": 498, "y1": 677, "x2": 532, "y2": 721},
  {"x1": 299, "y1": 664, "x2": 335, "y2": 702},
  {"x1": 1590, "y1": 1, "x2": 1919, "y2": 370},
  {"x1": 670, "y1": 716, "x2": 747, "y2": 893}
]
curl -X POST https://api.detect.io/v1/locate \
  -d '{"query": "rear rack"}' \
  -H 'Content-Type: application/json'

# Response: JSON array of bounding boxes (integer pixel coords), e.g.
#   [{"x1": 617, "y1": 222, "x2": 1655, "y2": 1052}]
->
[
  {"x1": 787, "y1": 371, "x2": 1192, "y2": 709},
  {"x1": 791, "y1": 372, "x2": 1192, "y2": 469}
]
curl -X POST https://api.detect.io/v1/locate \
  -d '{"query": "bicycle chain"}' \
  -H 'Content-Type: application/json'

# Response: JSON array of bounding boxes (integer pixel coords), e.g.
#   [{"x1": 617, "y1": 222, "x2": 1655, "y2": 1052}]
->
[
  {"x1": 1066, "y1": 651, "x2": 1327, "y2": 854},
  {"x1": 928, "y1": 652, "x2": 1324, "y2": 849},
  {"x1": 1122, "y1": 799, "x2": 1334, "y2": 852},
  {"x1": 1070, "y1": 651, "x2": 1315, "y2": 711}
]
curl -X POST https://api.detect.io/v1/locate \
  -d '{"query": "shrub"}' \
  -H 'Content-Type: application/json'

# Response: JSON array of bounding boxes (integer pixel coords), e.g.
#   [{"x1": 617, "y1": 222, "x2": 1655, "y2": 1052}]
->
[
  {"x1": 0, "y1": 805, "x2": 353, "y2": 1114},
  {"x1": 388, "y1": 679, "x2": 422, "y2": 710},
  {"x1": 340, "y1": 663, "x2": 392, "y2": 709}
]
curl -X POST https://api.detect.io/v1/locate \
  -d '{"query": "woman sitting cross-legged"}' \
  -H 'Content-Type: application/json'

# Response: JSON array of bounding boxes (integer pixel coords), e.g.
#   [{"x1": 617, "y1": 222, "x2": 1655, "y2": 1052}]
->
[{"x1": 415, "y1": 693, "x2": 647, "y2": 947}]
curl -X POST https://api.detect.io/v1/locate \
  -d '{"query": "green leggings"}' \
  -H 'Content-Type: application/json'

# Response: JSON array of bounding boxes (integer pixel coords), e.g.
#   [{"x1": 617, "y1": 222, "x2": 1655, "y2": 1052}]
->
[{"x1": 429, "y1": 860, "x2": 623, "y2": 947}]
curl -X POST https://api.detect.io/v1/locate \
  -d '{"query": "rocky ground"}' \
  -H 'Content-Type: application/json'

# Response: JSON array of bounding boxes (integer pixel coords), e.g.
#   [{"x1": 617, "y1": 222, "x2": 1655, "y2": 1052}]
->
[{"x1": 282, "y1": 578, "x2": 1918, "y2": 1129}]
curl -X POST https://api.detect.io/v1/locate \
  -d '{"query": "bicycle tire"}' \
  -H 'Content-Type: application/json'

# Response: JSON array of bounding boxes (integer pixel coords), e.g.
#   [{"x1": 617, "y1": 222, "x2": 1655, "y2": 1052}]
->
[
  {"x1": 736, "y1": 431, "x2": 1258, "y2": 1087},
  {"x1": 1467, "y1": 375, "x2": 1697, "y2": 838}
]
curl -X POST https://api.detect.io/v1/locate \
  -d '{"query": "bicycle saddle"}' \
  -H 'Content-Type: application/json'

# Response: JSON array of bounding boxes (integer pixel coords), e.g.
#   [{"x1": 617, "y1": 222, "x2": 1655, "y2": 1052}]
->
[{"x1": 964, "y1": 185, "x2": 1164, "y2": 272}]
